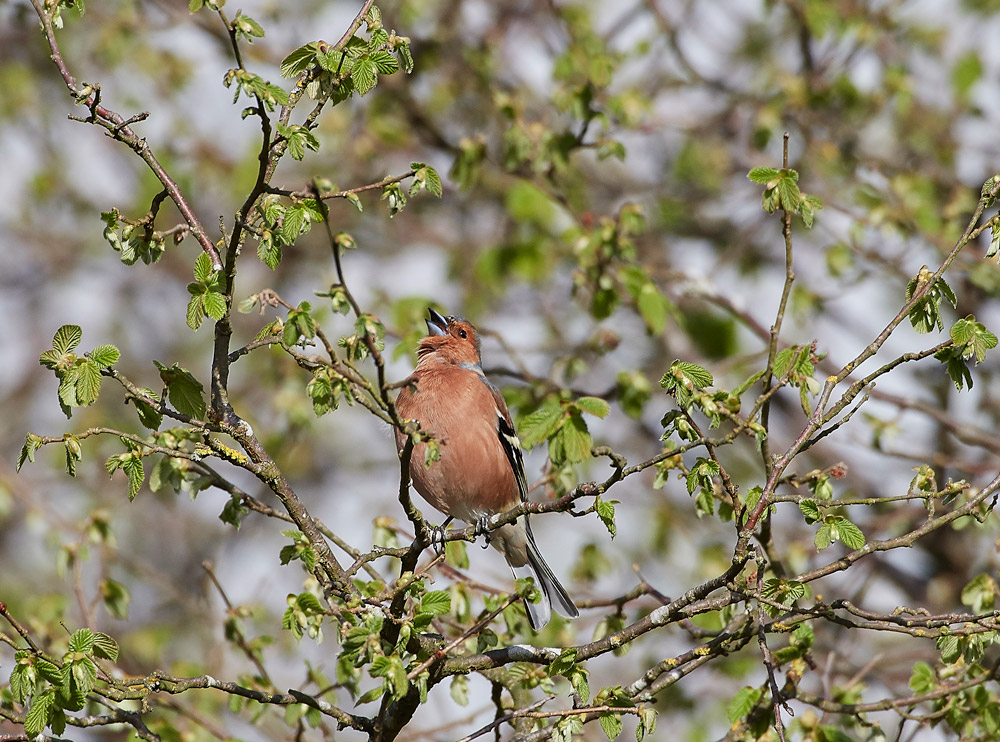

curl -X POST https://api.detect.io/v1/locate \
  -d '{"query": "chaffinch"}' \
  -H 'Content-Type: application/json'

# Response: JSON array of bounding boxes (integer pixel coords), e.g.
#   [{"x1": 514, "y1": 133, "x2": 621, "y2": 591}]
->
[{"x1": 394, "y1": 308, "x2": 579, "y2": 630}]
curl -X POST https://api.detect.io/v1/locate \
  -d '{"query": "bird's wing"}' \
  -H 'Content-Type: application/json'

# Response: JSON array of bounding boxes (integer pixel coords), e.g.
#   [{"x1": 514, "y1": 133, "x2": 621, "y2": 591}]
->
[{"x1": 488, "y1": 382, "x2": 530, "y2": 503}]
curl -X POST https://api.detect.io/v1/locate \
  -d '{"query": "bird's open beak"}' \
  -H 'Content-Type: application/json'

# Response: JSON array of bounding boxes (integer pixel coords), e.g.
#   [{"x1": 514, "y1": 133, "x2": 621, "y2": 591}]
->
[{"x1": 426, "y1": 307, "x2": 448, "y2": 336}]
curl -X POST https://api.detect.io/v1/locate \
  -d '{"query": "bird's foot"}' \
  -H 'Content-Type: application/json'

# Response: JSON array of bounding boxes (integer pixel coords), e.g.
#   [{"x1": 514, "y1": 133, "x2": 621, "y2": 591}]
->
[
  {"x1": 428, "y1": 525, "x2": 445, "y2": 556},
  {"x1": 473, "y1": 515, "x2": 491, "y2": 549},
  {"x1": 427, "y1": 516, "x2": 454, "y2": 557}
]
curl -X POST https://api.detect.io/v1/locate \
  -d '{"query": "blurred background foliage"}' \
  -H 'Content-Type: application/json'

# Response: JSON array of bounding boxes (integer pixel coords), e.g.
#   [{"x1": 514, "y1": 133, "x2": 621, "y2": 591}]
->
[{"x1": 2, "y1": 0, "x2": 1000, "y2": 739}]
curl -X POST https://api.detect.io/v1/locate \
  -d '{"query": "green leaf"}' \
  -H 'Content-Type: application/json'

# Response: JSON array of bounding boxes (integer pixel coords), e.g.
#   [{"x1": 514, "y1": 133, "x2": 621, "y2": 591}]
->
[
  {"x1": 24, "y1": 689, "x2": 54, "y2": 738},
  {"x1": 93, "y1": 632, "x2": 119, "y2": 661},
  {"x1": 306, "y1": 369, "x2": 336, "y2": 416},
  {"x1": 747, "y1": 167, "x2": 779, "y2": 184},
  {"x1": 345, "y1": 192, "x2": 363, "y2": 212},
  {"x1": 258, "y1": 235, "x2": 282, "y2": 269},
  {"x1": 69, "y1": 656, "x2": 98, "y2": 697},
  {"x1": 636, "y1": 282, "x2": 670, "y2": 334},
  {"x1": 575, "y1": 396, "x2": 610, "y2": 418},
  {"x1": 280, "y1": 42, "x2": 318, "y2": 77},
  {"x1": 193, "y1": 251, "x2": 213, "y2": 283},
  {"x1": 203, "y1": 291, "x2": 227, "y2": 321},
  {"x1": 364, "y1": 4, "x2": 382, "y2": 29},
  {"x1": 52, "y1": 324, "x2": 82, "y2": 355},
  {"x1": 279, "y1": 203, "x2": 307, "y2": 245},
  {"x1": 549, "y1": 649, "x2": 578, "y2": 677},
  {"x1": 18, "y1": 433, "x2": 43, "y2": 471},
  {"x1": 595, "y1": 498, "x2": 617, "y2": 538},
  {"x1": 837, "y1": 517, "x2": 866, "y2": 550},
  {"x1": 798, "y1": 499, "x2": 821, "y2": 524},
  {"x1": 952, "y1": 51, "x2": 982, "y2": 99},
  {"x1": 75, "y1": 361, "x2": 103, "y2": 404},
  {"x1": 371, "y1": 50, "x2": 399, "y2": 75},
  {"x1": 449, "y1": 675, "x2": 469, "y2": 706},
  {"x1": 382, "y1": 182, "x2": 407, "y2": 216},
  {"x1": 132, "y1": 395, "x2": 163, "y2": 430},
  {"x1": 154, "y1": 361, "x2": 207, "y2": 420},
  {"x1": 420, "y1": 590, "x2": 451, "y2": 615},
  {"x1": 660, "y1": 360, "x2": 713, "y2": 408},
  {"x1": 909, "y1": 661, "x2": 935, "y2": 694},
  {"x1": 409, "y1": 163, "x2": 444, "y2": 198},
  {"x1": 961, "y1": 573, "x2": 997, "y2": 614},
  {"x1": 726, "y1": 685, "x2": 764, "y2": 723},
  {"x1": 636, "y1": 707, "x2": 657, "y2": 742},
  {"x1": 69, "y1": 627, "x2": 95, "y2": 654},
  {"x1": 518, "y1": 401, "x2": 564, "y2": 449},
  {"x1": 599, "y1": 712, "x2": 623, "y2": 740},
  {"x1": 814, "y1": 522, "x2": 833, "y2": 551},
  {"x1": 64, "y1": 434, "x2": 82, "y2": 476},
  {"x1": 351, "y1": 55, "x2": 378, "y2": 95},
  {"x1": 186, "y1": 294, "x2": 206, "y2": 330},
  {"x1": 88, "y1": 344, "x2": 120, "y2": 369},
  {"x1": 552, "y1": 413, "x2": 591, "y2": 463},
  {"x1": 123, "y1": 455, "x2": 144, "y2": 500},
  {"x1": 233, "y1": 12, "x2": 264, "y2": 41}
]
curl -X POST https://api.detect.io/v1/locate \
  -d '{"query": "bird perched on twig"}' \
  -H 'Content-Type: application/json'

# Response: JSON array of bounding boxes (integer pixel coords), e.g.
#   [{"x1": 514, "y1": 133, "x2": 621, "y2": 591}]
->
[{"x1": 394, "y1": 308, "x2": 579, "y2": 630}]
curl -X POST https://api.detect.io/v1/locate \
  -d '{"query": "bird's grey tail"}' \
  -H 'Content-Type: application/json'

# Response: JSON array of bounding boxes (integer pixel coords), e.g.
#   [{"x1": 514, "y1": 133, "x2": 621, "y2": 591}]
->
[{"x1": 509, "y1": 522, "x2": 579, "y2": 631}]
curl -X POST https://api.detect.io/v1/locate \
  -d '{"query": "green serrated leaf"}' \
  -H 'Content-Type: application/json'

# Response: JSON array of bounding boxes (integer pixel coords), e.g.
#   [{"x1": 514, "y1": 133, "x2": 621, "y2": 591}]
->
[
  {"x1": 154, "y1": 361, "x2": 207, "y2": 420},
  {"x1": 123, "y1": 456, "x2": 144, "y2": 500},
  {"x1": 53, "y1": 325, "x2": 83, "y2": 355},
  {"x1": 75, "y1": 361, "x2": 103, "y2": 405},
  {"x1": 186, "y1": 295, "x2": 206, "y2": 330},
  {"x1": 552, "y1": 413, "x2": 592, "y2": 464},
  {"x1": 93, "y1": 632, "x2": 119, "y2": 661},
  {"x1": 351, "y1": 55, "x2": 377, "y2": 95},
  {"x1": 132, "y1": 396, "x2": 163, "y2": 430},
  {"x1": 280, "y1": 42, "x2": 318, "y2": 77},
  {"x1": 596, "y1": 498, "x2": 616, "y2": 538},
  {"x1": 193, "y1": 251, "x2": 213, "y2": 283},
  {"x1": 88, "y1": 344, "x2": 120, "y2": 369},
  {"x1": 575, "y1": 396, "x2": 611, "y2": 418},
  {"x1": 203, "y1": 292, "x2": 227, "y2": 321},
  {"x1": 727, "y1": 685, "x2": 764, "y2": 723},
  {"x1": 747, "y1": 167, "x2": 779, "y2": 185},
  {"x1": 814, "y1": 522, "x2": 833, "y2": 551},
  {"x1": 837, "y1": 517, "x2": 866, "y2": 550},
  {"x1": 24, "y1": 689, "x2": 54, "y2": 738},
  {"x1": 258, "y1": 236, "x2": 282, "y2": 269},
  {"x1": 420, "y1": 590, "x2": 451, "y2": 615},
  {"x1": 599, "y1": 712, "x2": 623, "y2": 741},
  {"x1": 518, "y1": 402, "x2": 564, "y2": 449},
  {"x1": 279, "y1": 203, "x2": 307, "y2": 245},
  {"x1": 371, "y1": 49, "x2": 399, "y2": 75},
  {"x1": 798, "y1": 499, "x2": 821, "y2": 524}
]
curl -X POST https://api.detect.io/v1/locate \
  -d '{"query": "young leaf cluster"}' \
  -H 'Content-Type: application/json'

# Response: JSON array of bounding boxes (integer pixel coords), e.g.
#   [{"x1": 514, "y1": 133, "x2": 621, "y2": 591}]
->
[
  {"x1": 906, "y1": 267, "x2": 957, "y2": 334},
  {"x1": 518, "y1": 395, "x2": 610, "y2": 471},
  {"x1": 101, "y1": 209, "x2": 166, "y2": 265},
  {"x1": 747, "y1": 167, "x2": 823, "y2": 227},
  {"x1": 186, "y1": 252, "x2": 227, "y2": 330},
  {"x1": 38, "y1": 325, "x2": 120, "y2": 418},
  {"x1": 279, "y1": 7, "x2": 413, "y2": 103},
  {"x1": 935, "y1": 315, "x2": 997, "y2": 390},
  {"x1": 9, "y1": 629, "x2": 118, "y2": 739}
]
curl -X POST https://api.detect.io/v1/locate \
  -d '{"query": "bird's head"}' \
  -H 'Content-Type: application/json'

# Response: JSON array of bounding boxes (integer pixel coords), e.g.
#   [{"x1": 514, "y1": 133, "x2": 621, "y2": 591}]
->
[{"x1": 417, "y1": 307, "x2": 482, "y2": 367}]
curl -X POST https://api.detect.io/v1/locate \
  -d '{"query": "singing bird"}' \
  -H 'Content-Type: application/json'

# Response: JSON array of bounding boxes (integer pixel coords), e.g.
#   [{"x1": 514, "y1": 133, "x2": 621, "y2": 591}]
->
[{"x1": 394, "y1": 308, "x2": 579, "y2": 630}]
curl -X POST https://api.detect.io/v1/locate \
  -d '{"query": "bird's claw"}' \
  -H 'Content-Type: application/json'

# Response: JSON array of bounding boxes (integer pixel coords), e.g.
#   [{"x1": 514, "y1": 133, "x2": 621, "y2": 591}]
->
[
  {"x1": 474, "y1": 515, "x2": 491, "y2": 549},
  {"x1": 428, "y1": 525, "x2": 446, "y2": 556}
]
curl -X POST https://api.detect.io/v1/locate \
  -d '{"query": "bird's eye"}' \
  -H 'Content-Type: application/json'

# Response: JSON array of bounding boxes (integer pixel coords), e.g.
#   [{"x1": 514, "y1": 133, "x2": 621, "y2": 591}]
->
[{"x1": 458, "y1": 329, "x2": 468, "y2": 339}]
